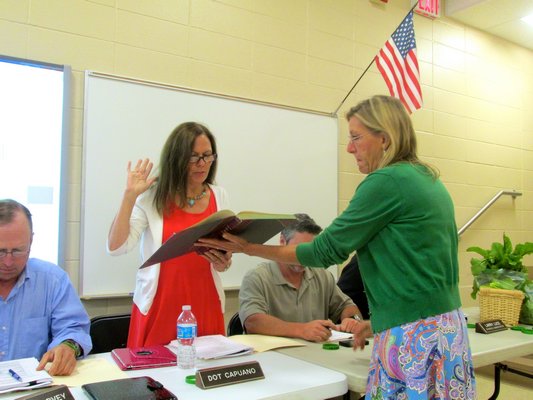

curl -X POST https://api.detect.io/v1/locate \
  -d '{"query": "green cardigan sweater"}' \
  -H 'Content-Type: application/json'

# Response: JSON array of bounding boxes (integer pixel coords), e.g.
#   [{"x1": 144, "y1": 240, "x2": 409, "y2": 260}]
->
[{"x1": 297, "y1": 163, "x2": 461, "y2": 333}]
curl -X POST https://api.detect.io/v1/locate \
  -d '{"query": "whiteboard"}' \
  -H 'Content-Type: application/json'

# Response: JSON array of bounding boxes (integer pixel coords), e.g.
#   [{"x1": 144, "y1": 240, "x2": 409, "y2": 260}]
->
[{"x1": 80, "y1": 72, "x2": 338, "y2": 297}]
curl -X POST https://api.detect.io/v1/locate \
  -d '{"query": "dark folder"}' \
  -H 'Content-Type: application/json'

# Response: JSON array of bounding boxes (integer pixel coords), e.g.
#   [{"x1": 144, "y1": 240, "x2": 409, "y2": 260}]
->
[{"x1": 82, "y1": 376, "x2": 177, "y2": 400}]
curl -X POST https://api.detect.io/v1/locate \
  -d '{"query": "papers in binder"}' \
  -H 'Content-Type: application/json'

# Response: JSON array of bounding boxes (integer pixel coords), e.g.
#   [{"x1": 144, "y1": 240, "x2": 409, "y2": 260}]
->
[
  {"x1": 167, "y1": 335, "x2": 253, "y2": 360},
  {"x1": 140, "y1": 210, "x2": 296, "y2": 268},
  {"x1": 0, "y1": 357, "x2": 53, "y2": 393}
]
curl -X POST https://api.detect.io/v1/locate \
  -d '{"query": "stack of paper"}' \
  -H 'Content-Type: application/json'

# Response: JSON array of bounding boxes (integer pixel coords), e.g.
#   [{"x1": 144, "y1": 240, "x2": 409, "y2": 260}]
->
[
  {"x1": 0, "y1": 357, "x2": 53, "y2": 393},
  {"x1": 328, "y1": 330, "x2": 353, "y2": 342},
  {"x1": 167, "y1": 335, "x2": 253, "y2": 360}
]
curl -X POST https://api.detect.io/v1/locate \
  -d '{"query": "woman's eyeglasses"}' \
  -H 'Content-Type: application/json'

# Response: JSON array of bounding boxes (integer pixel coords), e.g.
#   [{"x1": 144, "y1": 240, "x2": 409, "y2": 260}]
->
[
  {"x1": 189, "y1": 154, "x2": 217, "y2": 164},
  {"x1": 347, "y1": 134, "x2": 366, "y2": 144}
]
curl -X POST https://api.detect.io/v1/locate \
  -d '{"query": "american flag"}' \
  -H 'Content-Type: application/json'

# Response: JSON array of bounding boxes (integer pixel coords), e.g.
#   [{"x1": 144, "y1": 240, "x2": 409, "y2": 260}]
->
[{"x1": 375, "y1": 11, "x2": 422, "y2": 113}]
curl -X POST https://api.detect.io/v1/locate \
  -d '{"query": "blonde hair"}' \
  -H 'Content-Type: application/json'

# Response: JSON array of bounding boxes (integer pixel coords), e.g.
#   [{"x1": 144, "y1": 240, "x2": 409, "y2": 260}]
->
[{"x1": 346, "y1": 95, "x2": 438, "y2": 177}]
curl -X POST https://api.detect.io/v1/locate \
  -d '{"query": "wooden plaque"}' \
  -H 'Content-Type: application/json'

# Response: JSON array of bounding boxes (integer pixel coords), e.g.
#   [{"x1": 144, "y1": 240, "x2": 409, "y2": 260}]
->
[
  {"x1": 14, "y1": 385, "x2": 74, "y2": 400},
  {"x1": 195, "y1": 361, "x2": 264, "y2": 389},
  {"x1": 475, "y1": 319, "x2": 507, "y2": 334}
]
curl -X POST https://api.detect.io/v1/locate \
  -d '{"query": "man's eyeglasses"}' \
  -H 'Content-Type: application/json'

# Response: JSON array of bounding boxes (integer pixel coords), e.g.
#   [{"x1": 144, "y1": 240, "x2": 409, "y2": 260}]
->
[
  {"x1": 0, "y1": 249, "x2": 29, "y2": 259},
  {"x1": 189, "y1": 154, "x2": 217, "y2": 164}
]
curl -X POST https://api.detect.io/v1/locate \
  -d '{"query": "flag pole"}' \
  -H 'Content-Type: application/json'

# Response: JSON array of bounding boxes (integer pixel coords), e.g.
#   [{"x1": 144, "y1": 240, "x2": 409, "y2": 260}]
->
[
  {"x1": 332, "y1": 3, "x2": 418, "y2": 116},
  {"x1": 332, "y1": 58, "x2": 374, "y2": 116}
]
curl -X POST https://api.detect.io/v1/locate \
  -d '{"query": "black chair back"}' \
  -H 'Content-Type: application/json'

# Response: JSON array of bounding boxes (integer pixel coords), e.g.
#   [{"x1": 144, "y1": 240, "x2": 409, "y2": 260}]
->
[
  {"x1": 227, "y1": 312, "x2": 245, "y2": 336},
  {"x1": 89, "y1": 313, "x2": 131, "y2": 354}
]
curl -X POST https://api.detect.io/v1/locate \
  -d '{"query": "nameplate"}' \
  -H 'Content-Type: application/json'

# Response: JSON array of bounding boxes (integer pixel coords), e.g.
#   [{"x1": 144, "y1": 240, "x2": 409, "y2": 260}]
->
[
  {"x1": 475, "y1": 319, "x2": 507, "y2": 334},
  {"x1": 15, "y1": 385, "x2": 75, "y2": 400},
  {"x1": 195, "y1": 361, "x2": 264, "y2": 389}
]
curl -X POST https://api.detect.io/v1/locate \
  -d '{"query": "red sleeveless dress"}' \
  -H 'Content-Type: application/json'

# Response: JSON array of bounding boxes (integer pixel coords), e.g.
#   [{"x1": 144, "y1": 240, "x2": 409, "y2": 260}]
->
[{"x1": 127, "y1": 191, "x2": 225, "y2": 347}]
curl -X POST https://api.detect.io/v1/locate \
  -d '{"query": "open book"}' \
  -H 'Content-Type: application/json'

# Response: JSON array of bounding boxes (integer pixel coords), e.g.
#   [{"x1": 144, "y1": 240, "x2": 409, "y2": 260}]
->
[
  {"x1": 0, "y1": 357, "x2": 53, "y2": 393},
  {"x1": 140, "y1": 210, "x2": 296, "y2": 268}
]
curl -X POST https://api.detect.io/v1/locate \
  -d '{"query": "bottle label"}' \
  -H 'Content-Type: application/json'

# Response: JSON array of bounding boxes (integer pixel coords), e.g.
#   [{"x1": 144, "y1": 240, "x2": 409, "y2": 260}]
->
[{"x1": 178, "y1": 324, "x2": 197, "y2": 339}]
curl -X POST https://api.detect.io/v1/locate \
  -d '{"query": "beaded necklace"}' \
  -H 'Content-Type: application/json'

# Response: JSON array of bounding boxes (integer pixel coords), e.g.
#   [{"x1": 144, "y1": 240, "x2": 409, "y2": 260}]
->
[{"x1": 186, "y1": 187, "x2": 207, "y2": 207}]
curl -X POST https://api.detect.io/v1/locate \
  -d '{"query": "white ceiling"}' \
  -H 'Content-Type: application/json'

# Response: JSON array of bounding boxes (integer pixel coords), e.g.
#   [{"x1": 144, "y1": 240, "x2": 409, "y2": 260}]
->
[{"x1": 444, "y1": 0, "x2": 533, "y2": 51}]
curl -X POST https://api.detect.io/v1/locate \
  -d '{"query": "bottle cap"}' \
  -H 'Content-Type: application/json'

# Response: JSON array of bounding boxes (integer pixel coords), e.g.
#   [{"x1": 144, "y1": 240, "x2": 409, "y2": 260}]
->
[
  {"x1": 182, "y1": 305, "x2": 191, "y2": 310},
  {"x1": 322, "y1": 343, "x2": 339, "y2": 350},
  {"x1": 185, "y1": 375, "x2": 196, "y2": 384}
]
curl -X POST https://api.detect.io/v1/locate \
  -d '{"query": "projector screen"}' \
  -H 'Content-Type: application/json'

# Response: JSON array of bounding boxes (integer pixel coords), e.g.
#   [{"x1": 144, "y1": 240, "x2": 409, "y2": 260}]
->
[{"x1": 0, "y1": 56, "x2": 70, "y2": 267}]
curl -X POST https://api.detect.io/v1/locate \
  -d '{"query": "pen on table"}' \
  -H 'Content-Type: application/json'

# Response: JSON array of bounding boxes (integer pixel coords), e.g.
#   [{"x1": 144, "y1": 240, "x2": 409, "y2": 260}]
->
[{"x1": 8, "y1": 368, "x2": 22, "y2": 382}]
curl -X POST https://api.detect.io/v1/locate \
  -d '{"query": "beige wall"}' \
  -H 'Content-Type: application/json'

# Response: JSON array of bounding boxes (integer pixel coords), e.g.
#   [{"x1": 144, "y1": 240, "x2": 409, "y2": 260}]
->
[{"x1": 1, "y1": 0, "x2": 532, "y2": 324}]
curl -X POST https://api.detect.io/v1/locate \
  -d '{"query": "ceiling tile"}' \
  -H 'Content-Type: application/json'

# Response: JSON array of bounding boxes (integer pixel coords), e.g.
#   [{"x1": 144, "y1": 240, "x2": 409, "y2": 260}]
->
[{"x1": 446, "y1": 0, "x2": 533, "y2": 51}]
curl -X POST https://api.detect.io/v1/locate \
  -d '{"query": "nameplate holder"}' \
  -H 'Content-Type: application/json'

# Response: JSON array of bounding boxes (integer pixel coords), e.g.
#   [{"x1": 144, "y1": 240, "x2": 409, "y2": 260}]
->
[
  {"x1": 475, "y1": 319, "x2": 507, "y2": 334},
  {"x1": 14, "y1": 385, "x2": 75, "y2": 400},
  {"x1": 195, "y1": 361, "x2": 264, "y2": 389}
]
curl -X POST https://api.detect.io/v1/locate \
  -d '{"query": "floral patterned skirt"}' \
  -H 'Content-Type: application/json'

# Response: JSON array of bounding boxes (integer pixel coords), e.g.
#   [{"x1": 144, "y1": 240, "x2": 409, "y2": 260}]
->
[{"x1": 366, "y1": 309, "x2": 476, "y2": 399}]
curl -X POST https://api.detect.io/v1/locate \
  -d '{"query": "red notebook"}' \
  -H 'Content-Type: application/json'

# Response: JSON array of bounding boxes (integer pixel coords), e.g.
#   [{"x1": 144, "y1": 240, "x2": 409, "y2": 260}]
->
[{"x1": 111, "y1": 345, "x2": 177, "y2": 370}]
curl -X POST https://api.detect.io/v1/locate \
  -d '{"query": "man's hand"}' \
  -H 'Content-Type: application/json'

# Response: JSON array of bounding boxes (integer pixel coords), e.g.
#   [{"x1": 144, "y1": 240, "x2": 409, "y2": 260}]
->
[
  {"x1": 36, "y1": 343, "x2": 77, "y2": 376},
  {"x1": 337, "y1": 316, "x2": 361, "y2": 334},
  {"x1": 300, "y1": 320, "x2": 336, "y2": 342}
]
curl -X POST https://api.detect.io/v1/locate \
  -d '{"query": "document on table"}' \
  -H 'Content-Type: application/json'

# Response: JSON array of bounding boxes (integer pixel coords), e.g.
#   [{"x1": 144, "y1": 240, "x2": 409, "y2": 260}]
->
[
  {"x1": 328, "y1": 330, "x2": 353, "y2": 342},
  {"x1": 0, "y1": 357, "x2": 53, "y2": 393},
  {"x1": 168, "y1": 335, "x2": 254, "y2": 359},
  {"x1": 228, "y1": 334, "x2": 306, "y2": 352},
  {"x1": 52, "y1": 357, "x2": 127, "y2": 387}
]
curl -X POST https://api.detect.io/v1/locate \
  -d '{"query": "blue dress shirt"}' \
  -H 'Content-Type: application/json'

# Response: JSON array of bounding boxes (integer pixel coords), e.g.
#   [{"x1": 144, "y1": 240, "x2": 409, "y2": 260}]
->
[{"x1": 0, "y1": 258, "x2": 92, "y2": 360}]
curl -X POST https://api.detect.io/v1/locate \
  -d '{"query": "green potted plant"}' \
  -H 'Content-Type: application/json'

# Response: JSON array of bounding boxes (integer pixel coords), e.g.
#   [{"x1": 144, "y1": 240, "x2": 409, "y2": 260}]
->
[{"x1": 467, "y1": 233, "x2": 533, "y2": 325}]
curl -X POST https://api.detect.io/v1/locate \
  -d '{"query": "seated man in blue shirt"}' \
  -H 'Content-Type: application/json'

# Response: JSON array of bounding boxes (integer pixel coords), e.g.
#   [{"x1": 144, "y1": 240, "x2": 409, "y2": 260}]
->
[
  {"x1": 0, "y1": 199, "x2": 92, "y2": 375},
  {"x1": 239, "y1": 214, "x2": 363, "y2": 342}
]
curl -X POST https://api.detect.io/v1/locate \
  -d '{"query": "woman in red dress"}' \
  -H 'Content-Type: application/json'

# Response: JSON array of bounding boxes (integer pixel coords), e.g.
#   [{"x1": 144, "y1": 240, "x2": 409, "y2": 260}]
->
[{"x1": 107, "y1": 122, "x2": 232, "y2": 347}]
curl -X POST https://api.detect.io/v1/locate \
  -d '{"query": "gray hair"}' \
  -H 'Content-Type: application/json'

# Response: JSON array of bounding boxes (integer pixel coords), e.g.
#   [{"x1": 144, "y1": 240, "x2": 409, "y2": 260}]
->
[
  {"x1": 0, "y1": 199, "x2": 33, "y2": 231},
  {"x1": 280, "y1": 213, "x2": 322, "y2": 243}
]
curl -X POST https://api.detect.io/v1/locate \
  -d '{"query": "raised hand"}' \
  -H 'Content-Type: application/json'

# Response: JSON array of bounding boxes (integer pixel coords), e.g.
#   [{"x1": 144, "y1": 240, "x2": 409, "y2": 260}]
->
[
  {"x1": 108, "y1": 159, "x2": 156, "y2": 251},
  {"x1": 126, "y1": 159, "x2": 156, "y2": 197}
]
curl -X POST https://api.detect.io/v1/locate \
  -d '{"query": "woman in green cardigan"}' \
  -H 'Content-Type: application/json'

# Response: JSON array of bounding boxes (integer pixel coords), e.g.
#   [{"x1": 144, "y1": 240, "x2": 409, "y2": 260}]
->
[{"x1": 199, "y1": 95, "x2": 476, "y2": 399}]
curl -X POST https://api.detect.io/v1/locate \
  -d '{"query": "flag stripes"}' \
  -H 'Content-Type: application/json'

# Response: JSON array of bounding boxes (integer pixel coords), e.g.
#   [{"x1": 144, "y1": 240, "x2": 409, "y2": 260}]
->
[{"x1": 375, "y1": 11, "x2": 422, "y2": 113}]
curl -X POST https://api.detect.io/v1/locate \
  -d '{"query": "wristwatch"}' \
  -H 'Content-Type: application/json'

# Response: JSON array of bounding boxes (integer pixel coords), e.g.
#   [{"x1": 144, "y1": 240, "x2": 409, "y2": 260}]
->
[{"x1": 62, "y1": 339, "x2": 82, "y2": 358}]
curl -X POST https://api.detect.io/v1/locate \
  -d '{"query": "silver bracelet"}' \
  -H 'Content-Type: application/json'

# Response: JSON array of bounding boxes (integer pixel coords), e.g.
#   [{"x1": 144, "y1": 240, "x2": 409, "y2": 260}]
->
[{"x1": 352, "y1": 315, "x2": 362, "y2": 322}]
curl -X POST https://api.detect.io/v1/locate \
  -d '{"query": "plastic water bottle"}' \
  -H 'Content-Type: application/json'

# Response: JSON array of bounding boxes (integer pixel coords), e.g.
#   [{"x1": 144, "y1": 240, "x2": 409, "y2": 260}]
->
[{"x1": 176, "y1": 305, "x2": 197, "y2": 369}]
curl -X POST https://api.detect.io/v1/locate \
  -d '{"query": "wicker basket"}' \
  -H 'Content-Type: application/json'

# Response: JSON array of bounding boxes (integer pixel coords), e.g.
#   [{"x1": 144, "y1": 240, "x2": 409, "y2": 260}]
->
[{"x1": 479, "y1": 287, "x2": 525, "y2": 327}]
